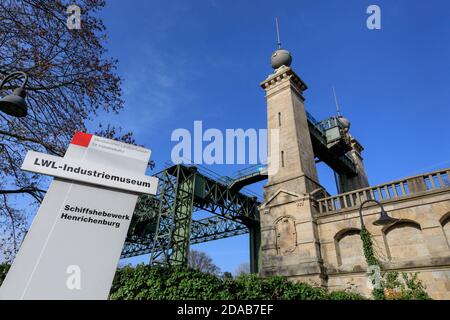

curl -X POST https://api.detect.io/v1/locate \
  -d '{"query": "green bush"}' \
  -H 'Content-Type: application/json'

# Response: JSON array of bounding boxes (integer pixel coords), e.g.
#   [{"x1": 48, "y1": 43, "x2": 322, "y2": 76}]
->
[
  {"x1": 110, "y1": 265, "x2": 227, "y2": 300},
  {"x1": 223, "y1": 274, "x2": 332, "y2": 300},
  {"x1": 327, "y1": 290, "x2": 366, "y2": 300},
  {"x1": 0, "y1": 263, "x2": 10, "y2": 287},
  {"x1": 109, "y1": 264, "x2": 365, "y2": 300},
  {"x1": 378, "y1": 271, "x2": 431, "y2": 300}
]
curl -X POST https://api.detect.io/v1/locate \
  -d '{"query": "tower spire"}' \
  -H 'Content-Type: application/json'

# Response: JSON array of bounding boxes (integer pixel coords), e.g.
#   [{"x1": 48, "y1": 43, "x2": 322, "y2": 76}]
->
[
  {"x1": 275, "y1": 17, "x2": 281, "y2": 49},
  {"x1": 332, "y1": 86, "x2": 341, "y2": 117},
  {"x1": 270, "y1": 18, "x2": 292, "y2": 69}
]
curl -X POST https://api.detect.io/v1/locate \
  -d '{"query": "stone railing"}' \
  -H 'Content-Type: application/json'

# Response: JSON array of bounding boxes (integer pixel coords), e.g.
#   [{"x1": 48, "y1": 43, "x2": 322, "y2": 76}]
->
[{"x1": 316, "y1": 168, "x2": 450, "y2": 214}]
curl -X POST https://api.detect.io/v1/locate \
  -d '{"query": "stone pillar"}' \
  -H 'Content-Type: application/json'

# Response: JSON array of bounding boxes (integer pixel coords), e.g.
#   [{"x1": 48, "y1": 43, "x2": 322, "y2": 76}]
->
[
  {"x1": 261, "y1": 65, "x2": 319, "y2": 197},
  {"x1": 249, "y1": 221, "x2": 262, "y2": 274},
  {"x1": 338, "y1": 137, "x2": 370, "y2": 193},
  {"x1": 259, "y1": 65, "x2": 326, "y2": 286}
]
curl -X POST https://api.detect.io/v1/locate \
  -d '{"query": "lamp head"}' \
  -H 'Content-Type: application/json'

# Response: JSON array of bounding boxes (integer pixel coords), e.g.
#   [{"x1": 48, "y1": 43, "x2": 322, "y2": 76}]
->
[
  {"x1": 0, "y1": 87, "x2": 28, "y2": 118},
  {"x1": 373, "y1": 209, "x2": 398, "y2": 226}
]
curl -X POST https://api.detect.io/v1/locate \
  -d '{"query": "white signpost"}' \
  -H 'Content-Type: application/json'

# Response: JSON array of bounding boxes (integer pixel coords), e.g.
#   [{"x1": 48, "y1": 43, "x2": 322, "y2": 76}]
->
[{"x1": 0, "y1": 132, "x2": 158, "y2": 300}]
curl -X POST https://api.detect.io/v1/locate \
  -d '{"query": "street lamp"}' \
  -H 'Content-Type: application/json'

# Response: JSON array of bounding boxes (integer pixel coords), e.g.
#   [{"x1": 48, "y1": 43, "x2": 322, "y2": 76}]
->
[
  {"x1": 359, "y1": 199, "x2": 398, "y2": 228},
  {"x1": 0, "y1": 71, "x2": 29, "y2": 118}
]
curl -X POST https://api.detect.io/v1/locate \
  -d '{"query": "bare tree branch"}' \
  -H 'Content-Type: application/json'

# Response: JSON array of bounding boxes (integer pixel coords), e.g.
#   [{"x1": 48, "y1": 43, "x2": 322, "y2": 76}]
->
[{"x1": 0, "y1": 0, "x2": 133, "y2": 262}]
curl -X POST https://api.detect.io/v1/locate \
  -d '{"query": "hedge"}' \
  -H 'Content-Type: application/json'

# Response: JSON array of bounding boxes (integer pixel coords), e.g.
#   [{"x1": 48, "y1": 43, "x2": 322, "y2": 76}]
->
[
  {"x1": 0, "y1": 263, "x2": 365, "y2": 300},
  {"x1": 109, "y1": 264, "x2": 364, "y2": 300}
]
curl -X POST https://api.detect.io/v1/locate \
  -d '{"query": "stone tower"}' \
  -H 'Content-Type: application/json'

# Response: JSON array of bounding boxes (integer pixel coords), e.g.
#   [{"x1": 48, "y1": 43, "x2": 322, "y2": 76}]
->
[
  {"x1": 257, "y1": 29, "x2": 450, "y2": 300},
  {"x1": 259, "y1": 48, "x2": 326, "y2": 285},
  {"x1": 337, "y1": 135, "x2": 370, "y2": 193}
]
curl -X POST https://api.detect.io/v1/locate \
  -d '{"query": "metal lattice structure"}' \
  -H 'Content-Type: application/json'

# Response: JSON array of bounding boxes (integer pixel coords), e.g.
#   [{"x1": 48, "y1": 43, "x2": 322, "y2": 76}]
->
[{"x1": 122, "y1": 164, "x2": 261, "y2": 272}]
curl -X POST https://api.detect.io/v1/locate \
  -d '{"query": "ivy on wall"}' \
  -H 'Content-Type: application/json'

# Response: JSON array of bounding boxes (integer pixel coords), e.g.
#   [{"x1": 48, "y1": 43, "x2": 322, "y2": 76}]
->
[
  {"x1": 360, "y1": 227, "x2": 379, "y2": 267},
  {"x1": 359, "y1": 227, "x2": 431, "y2": 300}
]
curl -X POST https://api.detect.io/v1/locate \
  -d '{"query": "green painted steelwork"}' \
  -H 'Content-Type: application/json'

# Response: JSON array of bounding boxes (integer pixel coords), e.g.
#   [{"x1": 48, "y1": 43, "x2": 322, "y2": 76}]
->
[{"x1": 122, "y1": 164, "x2": 261, "y2": 272}]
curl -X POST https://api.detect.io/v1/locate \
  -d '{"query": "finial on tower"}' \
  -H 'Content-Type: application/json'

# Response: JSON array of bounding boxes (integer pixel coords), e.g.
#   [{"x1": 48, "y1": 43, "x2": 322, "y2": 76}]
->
[
  {"x1": 333, "y1": 86, "x2": 341, "y2": 117},
  {"x1": 276, "y1": 17, "x2": 282, "y2": 49},
  {"x1": 271, "y1": 18, "x2": 292, "y2": 70},
  {"x1": 332, "y1": 86, "x2": 351, "y2": 130}
]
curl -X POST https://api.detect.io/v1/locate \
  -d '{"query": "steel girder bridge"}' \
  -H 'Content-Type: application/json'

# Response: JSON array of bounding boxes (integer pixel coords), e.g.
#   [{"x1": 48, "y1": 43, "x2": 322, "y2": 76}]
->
[
  {"x1": 120, "y1": 110, "x2": 358, "y2": 273},
  {"x1": 121, "y1": 164, "x2": 264, "y2": 273}
]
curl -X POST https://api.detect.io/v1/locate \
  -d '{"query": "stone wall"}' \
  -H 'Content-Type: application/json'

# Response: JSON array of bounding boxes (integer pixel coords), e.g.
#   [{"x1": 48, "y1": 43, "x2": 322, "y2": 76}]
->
[{"x1": 316, "y1": 188, "x2": 450, "y2": 299}]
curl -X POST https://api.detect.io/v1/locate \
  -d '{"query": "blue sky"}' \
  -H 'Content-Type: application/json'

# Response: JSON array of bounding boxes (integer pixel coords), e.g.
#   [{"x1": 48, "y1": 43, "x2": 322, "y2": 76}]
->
[{"x1": 93, "y1": 0, "x2": 450, "y2": 273}]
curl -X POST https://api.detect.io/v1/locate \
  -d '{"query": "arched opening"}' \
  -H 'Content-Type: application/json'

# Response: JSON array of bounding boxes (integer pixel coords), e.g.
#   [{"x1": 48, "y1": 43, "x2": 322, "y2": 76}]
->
[
  {"x1": 334, "y1": 228, "x2": 366, "y2": 268},
  {"x1": 440, "y1": 212, "x2": 450, "y2": 249},
  {"x1": 384, "y1": 220, "x2": 429, "y2": 261}
]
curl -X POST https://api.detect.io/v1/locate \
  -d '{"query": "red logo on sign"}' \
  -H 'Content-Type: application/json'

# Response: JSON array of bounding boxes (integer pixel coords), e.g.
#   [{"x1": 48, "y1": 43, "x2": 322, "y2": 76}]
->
[{"x1": 71, "y1": 132, "x2": 93, "y2": 147}]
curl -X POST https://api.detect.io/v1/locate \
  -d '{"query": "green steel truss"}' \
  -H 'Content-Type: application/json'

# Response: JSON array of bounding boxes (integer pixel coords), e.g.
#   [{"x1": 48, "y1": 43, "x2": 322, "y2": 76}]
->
[
  {"x1": 122, "y1": 216, "x2": 248, "y2": 257},
  {"x1": 121, "y1": 164, "x2": 261, "y2": 272}
]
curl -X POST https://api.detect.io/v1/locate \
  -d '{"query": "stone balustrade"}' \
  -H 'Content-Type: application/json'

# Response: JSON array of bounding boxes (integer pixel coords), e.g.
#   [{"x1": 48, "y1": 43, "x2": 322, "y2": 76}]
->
[{"x1": 316, "y1": 168, "x2": 450, "y2": 214}]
